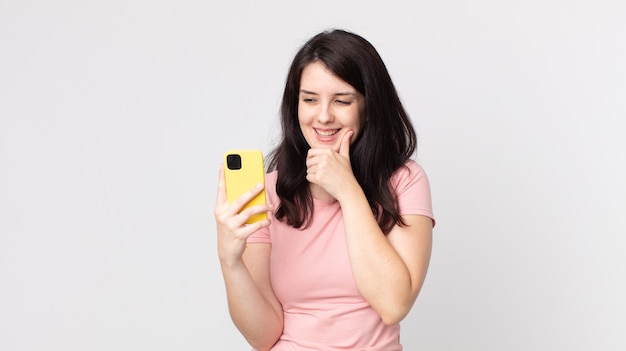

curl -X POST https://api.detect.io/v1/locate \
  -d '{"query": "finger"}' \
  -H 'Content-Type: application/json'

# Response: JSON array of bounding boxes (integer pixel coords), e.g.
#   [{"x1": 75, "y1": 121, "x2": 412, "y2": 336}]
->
[
  {"x1": 219, "y1": 183, "x2": 268, "y2": 226},
  {"x1": 215, "y1": 164, "x2": 227, "y2": 205},
  {"x1": 306, "y1": 148, "x2": 323, "y2": 168},
  {"x1": 227, "y1": 208, "x2": 266, "y2": 231},
  {"x1": 339, "y1": 130, "x2": 353, "y2": 159},
  {"x1": 232, "y1": 182, "x2": 266, "y2": 211},
  {"x1": 240, "y1": 217, "x2": 272, "y2": 236},
  {"x1": 240, "y1": 202, "x2": 274, "y2": 223},
  {"x1": 307, "y1": 147, "x2": 324, "y2": 158}
]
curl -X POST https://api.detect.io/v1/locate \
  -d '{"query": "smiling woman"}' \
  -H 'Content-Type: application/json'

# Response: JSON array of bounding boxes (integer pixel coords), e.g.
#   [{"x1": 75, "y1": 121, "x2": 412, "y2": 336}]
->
[
  {"x1": 214, "y1": 29, "x2": 435, "y2": 351},
  {"x1": 297, "y1": 61, "x2": 364, "y2": 151}
]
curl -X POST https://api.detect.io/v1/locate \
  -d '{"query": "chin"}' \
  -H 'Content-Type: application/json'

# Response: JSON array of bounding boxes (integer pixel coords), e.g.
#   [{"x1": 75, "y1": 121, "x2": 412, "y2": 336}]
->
[{"x1": 312, "y1": 142, "x2": 337, "y2": 150}]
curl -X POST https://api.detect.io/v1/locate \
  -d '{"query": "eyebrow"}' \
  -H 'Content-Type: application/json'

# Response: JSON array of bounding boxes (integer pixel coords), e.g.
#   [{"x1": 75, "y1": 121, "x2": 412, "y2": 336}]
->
[{"x1": 299, "y1": 89, "x2": 357, "y2": 97}]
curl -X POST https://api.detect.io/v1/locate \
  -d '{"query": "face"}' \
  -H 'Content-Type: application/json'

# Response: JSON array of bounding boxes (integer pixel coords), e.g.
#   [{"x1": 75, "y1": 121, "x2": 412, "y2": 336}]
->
[{"x1": 298, "y1": 61, "x2": 364, "y2": 151}]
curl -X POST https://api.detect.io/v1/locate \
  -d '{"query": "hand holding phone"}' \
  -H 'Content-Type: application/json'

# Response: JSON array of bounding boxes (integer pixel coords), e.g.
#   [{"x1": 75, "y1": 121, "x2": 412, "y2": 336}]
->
[{"x1": 223, "y1": 149, "x2": 268, "y2": 224}]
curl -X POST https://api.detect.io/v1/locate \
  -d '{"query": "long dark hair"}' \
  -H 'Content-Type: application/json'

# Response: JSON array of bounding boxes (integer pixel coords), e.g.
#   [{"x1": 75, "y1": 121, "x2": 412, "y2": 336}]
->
[{"x1": 267, "y1": 29, "x2": 417, "y2": 234}]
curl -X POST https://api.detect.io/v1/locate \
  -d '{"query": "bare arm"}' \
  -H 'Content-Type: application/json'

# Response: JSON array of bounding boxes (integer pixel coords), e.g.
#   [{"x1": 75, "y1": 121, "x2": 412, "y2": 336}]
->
[
  {"x1": 305, "y1": 132, "x2": 433, "y2": 324},
  {"x1": 338, "y1": 186, "x2": 433, "y2": 324},
  {"x1": 220, "y1": 244, "x2": 283, "y2": 350},
  {"x1": 215, "y1": 165, "x2": 283, "y2": 350}
]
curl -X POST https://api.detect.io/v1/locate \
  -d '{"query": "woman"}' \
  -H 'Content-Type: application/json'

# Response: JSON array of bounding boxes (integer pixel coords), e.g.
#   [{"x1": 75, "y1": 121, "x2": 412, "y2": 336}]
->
[{"x1": 215, "y1": 29, "x2": 435, "y2": 351}]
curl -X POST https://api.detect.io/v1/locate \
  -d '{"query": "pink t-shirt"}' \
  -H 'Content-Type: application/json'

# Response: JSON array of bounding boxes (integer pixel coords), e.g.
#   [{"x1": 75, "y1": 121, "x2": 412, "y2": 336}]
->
[{"x1": 247, "y1": 160, "x2": 435, "y2": 351}]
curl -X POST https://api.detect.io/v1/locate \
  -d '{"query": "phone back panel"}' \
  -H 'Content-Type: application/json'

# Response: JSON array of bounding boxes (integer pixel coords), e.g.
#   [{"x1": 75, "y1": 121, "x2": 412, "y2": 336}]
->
[{"x1": 223, "y1": 149, "x2": 267, "y2": 224}]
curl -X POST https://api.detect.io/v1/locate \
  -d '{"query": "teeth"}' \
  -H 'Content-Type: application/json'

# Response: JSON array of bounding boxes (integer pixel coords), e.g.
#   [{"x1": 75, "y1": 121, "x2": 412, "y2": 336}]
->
[{"x1": 315, "y1": 129, "x2": 339, "y2": 136}]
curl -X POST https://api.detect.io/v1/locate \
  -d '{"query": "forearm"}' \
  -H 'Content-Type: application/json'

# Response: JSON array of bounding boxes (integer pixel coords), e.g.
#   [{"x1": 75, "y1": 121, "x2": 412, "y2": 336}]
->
[
  {"x1": 220, "y1": 260, "x2": 283, "y2": 350},
  {"x1": 338, "y1": 187, "x2": 416, "y2": 324}
]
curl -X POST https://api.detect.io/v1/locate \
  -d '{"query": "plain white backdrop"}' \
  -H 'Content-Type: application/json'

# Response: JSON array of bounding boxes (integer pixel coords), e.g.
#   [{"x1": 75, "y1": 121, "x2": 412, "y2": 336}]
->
[{"x1": 1, "y1": 1, "x2": 625, "y2": 350}]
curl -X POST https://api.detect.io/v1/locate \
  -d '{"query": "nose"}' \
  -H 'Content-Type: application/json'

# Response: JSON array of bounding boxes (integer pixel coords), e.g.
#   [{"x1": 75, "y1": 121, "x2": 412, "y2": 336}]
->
[{"x1": 317, "y1": 103, "x2": 334, "y2": 123}]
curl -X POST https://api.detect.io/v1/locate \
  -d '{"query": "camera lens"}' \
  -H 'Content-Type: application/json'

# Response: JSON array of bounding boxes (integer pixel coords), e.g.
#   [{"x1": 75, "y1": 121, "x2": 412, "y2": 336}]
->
[{"x1": 226, "y1": 154, "x2": 242, "y2": 170}]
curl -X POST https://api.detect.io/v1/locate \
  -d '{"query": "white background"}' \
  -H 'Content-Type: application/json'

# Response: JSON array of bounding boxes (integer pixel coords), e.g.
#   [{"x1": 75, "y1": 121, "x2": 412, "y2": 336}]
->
[{"x1": 1, "y1": 1, "x2": 625, "y2": 350}]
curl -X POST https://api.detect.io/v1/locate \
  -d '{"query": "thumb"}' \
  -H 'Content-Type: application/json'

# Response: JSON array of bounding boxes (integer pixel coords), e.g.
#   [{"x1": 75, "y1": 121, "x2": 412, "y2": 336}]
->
[{"x1": 339, "y1": 130, "x2": 353, "y2": 159}]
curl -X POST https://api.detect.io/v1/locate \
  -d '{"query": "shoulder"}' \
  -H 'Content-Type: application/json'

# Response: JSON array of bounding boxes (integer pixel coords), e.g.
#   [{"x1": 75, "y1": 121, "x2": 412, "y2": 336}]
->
[{"x1": 390, "y1": 159, "x2": 430, "y2": 188}]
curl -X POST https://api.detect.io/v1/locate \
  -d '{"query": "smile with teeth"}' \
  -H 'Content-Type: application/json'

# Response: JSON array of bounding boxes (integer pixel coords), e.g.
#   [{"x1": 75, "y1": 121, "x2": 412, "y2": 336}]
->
[{"x1": 315, "y1": 128, "x2": 340, "y2": 137}]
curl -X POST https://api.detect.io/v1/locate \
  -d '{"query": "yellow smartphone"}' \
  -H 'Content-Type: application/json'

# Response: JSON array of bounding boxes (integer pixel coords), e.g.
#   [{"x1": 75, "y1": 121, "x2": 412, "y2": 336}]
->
[{"x1": 223, "y1": 149, "x2": 267, "y2": 224}]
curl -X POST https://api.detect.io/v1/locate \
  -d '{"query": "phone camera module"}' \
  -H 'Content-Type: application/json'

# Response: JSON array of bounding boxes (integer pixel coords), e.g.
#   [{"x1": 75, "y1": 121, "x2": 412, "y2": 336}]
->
[{"x1": 226, "y1": 154, "x2": 242, "y2": 170}]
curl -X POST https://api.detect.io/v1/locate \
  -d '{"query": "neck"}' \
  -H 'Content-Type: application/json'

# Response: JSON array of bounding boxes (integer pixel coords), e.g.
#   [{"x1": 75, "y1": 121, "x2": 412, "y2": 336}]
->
[{"x1": 309, "y1": 183, "x2": 336, "y2": 202}]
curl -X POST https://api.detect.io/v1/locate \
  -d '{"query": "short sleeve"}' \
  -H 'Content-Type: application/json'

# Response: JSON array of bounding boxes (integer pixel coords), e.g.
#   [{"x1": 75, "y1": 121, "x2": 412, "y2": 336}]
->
[
  {"x1": 392, "y1": 160, "x2": 436, "y2": 227},
  {"x1": 247, "y1": 222, "x2": 271, "y2": 243}
]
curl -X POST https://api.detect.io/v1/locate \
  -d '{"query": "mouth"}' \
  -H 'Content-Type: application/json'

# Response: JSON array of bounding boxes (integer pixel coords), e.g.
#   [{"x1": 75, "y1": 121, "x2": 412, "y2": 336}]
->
[{"x1": 314, "y1": 128, "x2": 340, "y2": 137}]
